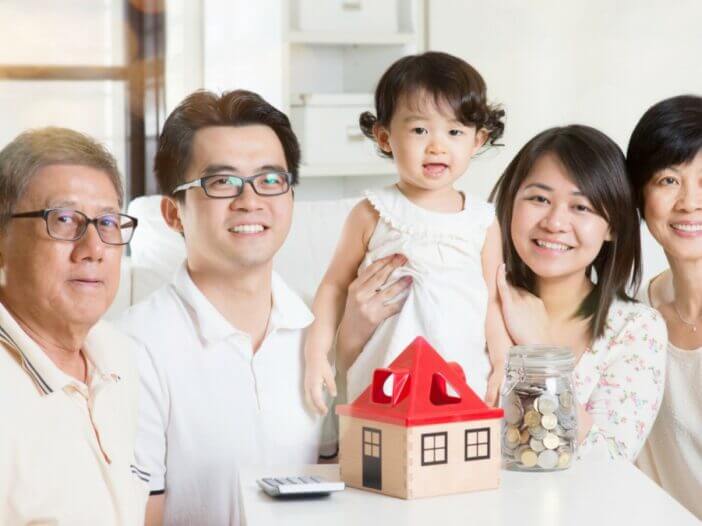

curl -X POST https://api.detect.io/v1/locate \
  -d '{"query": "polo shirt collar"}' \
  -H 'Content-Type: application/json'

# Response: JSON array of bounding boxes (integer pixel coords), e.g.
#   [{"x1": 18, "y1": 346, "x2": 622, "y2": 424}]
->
[
  {"x1": 172, "y1": 262, "x2": 314, "y2": 346},
  {"x1": 0, "y1": 300, "x2": 120, "y2": 395}
]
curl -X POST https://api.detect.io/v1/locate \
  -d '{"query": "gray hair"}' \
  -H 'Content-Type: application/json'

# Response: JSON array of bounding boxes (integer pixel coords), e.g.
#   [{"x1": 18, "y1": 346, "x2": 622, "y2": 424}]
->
[{"x1": 0, "y1": 127, "x2": 124, "y2": 229}]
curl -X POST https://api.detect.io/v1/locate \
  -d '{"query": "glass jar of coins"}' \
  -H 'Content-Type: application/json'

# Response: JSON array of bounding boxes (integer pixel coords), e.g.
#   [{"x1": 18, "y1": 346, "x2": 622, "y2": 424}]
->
[{"x1": 501, "y1": 345, "x2": 577, "y2": 471}]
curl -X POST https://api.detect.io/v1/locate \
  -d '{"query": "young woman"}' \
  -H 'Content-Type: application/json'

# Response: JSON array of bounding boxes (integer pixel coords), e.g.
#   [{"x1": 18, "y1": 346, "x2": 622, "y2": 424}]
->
[{"x1": 490, "y1": 125, "x2": 667, "y2": 460}]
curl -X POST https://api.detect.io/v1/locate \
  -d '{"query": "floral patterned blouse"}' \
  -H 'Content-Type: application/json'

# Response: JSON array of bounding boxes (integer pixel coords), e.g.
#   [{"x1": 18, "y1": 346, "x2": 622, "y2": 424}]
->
[{"x1": 574, "y1": 298, "x2": 668, "y2": 461}]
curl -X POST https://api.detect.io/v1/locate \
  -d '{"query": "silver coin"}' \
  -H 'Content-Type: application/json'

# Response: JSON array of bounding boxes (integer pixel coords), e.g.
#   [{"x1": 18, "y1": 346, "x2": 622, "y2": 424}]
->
[
  {"x1": 536, "y1": 394, "x2": 558, "y2": 414},
  {"x1": 542, "y1": 432, "x2": 560, "y2": 450},
  {"x1": 559, "y1": 413, "x2": 577, "y2": 431},
  {"x1": 537, "y1": 449, "x2": 559, "y2": 469},
  {"x1": 528, "y1": 425, "x2": 547, "y2": 440},
  {"x1": 559, "y1": 391, "x2": 574, "y2": 410},
  {"x1": 541, "y1": 413, "x2": 558, "y2": 430},
  {"x1": 529, "y1": 437, "x2": 545, "y2": 452},
  {"x1": 503, "y1": 396, "x2": 524, "y2": 425}
]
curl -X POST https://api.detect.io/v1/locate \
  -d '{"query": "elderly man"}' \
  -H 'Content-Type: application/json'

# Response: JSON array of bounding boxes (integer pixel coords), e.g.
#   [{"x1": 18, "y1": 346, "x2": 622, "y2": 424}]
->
[
  {"x1": 0, "y1": 128, "x2": 148, "y2": 524},
  {"x1": 118, "y1": 90, "x2": 324, "y2": 526}
]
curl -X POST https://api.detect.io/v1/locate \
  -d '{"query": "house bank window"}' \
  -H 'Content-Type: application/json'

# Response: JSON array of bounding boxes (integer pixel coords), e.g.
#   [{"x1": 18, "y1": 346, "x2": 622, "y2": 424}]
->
[
  {"x1": 421, "y1": 432, "x2": 447, "y2": 466},
  {"x1": 465, "y1": 428, "x2": 490, "y2": 461}
]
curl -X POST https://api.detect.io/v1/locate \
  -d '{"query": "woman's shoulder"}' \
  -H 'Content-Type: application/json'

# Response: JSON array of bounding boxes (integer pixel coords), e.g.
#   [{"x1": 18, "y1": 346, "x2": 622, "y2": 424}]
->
[{"x1": 604, "y1": 297, "x2": 668, "y2": 344}]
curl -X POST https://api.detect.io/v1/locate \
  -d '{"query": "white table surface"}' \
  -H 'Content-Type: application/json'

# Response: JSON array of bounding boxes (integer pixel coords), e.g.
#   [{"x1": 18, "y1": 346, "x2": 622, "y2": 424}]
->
[{"x1": 239, "y1": 462, "x2": 699, "y2": 526}]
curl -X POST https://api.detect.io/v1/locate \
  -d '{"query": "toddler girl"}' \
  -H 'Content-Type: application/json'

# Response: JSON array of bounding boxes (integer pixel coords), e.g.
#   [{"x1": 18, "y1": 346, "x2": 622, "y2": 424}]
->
[{"x1": 305, "y1": 51, "x2": 510, "y2": 413}]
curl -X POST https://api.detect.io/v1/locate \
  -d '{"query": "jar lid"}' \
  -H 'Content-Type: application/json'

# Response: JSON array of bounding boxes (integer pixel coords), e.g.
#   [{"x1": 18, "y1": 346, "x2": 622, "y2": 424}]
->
[{"x1": 508, "y1": 345, "x2": 576, "y2": 373}]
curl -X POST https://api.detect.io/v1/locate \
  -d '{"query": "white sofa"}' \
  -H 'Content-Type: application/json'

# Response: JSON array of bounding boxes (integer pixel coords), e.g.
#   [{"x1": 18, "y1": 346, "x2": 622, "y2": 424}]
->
[{"x1": 105, "y1": 195, "x2": 669, "y2": 319}]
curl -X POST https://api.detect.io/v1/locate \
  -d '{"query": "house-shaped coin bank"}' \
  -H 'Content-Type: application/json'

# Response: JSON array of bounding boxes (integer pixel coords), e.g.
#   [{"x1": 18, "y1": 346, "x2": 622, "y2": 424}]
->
[{"x1": 336, "y1": 336, "x2": 504, "y2": 499}]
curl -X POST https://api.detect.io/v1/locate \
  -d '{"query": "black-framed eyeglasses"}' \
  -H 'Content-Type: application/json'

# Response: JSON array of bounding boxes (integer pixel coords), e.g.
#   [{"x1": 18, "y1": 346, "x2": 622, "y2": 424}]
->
[
  {"x1": 10, "y1": 208, "x2": 139, "y2": 246},
  {"x1": 171, "y1": 171, "x2": 292, "y2": 198}
]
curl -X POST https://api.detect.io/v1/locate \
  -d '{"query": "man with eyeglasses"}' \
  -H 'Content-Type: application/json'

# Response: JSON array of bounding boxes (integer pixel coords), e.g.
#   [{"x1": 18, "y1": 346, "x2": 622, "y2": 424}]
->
[
  {"x1": 0, "y1": 127, "x2": 148, "y2": 524},
  {"x1": 117, "y1": 89, "x2": 326, "y2": 526}
]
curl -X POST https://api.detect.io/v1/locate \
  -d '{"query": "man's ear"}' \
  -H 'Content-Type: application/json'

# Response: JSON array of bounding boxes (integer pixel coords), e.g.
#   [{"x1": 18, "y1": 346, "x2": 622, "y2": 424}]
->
[
  {"x1": 161, "y1": 196, "x2": 184, "y2": 235},
  {"x1": 373, "y1": 123, "x2": 392, "y2": 154}
]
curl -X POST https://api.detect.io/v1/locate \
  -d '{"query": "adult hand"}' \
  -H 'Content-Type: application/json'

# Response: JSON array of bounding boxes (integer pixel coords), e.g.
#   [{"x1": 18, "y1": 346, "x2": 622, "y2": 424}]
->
[
  {"x1": 496, "y1": 263, "x2": 552, "y2": 346},
  {"x1": 335, "y1": 254, "x2": 412, "y2": 372}
]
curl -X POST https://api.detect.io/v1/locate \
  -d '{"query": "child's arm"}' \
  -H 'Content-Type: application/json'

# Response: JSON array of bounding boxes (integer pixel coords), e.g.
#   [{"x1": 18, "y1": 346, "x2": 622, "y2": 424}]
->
[
  {"x1": 481, "y1": 220, "x2": 513, "y2": 407},
  {"x1": 304, "y1": 199, "x2": 379, "y2": 415}
]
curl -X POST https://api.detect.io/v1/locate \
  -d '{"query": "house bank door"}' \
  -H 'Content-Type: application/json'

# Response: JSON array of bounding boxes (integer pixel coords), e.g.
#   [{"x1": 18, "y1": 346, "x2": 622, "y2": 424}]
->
[{"x1": 362, "y1": 427, "x2": 382, "y2": 490}]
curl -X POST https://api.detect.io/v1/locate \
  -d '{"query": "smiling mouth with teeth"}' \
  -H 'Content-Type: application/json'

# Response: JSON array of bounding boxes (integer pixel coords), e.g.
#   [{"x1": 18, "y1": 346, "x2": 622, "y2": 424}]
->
[
  {"x1": 534, "y1": 239, "x2": 572, "y2": 251},
  {"x1": 229, "y1": 224, "x2": 266, "y2": 234},
  {"x1": 671, "y1": 223, "x2": 702, "y2": 232}
]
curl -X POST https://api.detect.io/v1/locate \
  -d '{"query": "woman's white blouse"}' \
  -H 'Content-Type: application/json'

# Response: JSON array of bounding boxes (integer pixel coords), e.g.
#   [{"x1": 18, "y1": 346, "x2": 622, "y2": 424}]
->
[
  {"x1": 574, "y1": 298, "x2": 668, "y2": 461},
  {"x1": 636, "y1": 277, "x2": 702, "y2": 520}
]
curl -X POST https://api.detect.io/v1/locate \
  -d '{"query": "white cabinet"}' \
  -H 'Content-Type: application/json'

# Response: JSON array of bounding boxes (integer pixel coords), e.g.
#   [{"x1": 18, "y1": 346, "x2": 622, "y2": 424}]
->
[
  {"x1": 283, "y1": 0, "x2": 424, "y2": 178},
  {"x1": 293, "y1": 0, "x2": 399, "y2": 34}
]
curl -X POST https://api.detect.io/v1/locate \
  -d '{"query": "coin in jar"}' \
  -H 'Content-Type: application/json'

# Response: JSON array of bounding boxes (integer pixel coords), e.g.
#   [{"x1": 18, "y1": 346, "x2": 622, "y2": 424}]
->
[
  {"x1": 503, "y1": 397, "x2": 524, "y2": 425},
  {"x1": 537, "y1": 449, "x2": 559, "y2": 469},
  {"x1": 529, "y1": 437, "x2": 545, "y2": 452},
  {"x1": 505, "y1": 426, "x2": 521, "y2": 446},
  {"x1": 541, "y1": 413, "x2": 558, "y2": 430},
  {"x1": 559, "y1": 390, "x2": 574, "y2": 410},
  {"x1": 536, "y1": 394, "x2": 558, "y2": 414},
  {"x1": 528, "y1": 425, "x2": 547, "y2": 440},
  {"x1": 558, "y1": 450, "x2": 572, "y2": 469},
  {"x1": 520, "y1": 428, "x2": 530, "y2": 444},
  {"x1": 542, "y1": 432, "x2": 560, "y2": 450},
  {"x1": 520, "y1": 449, "x2": 538, "y2": 468},
  {"x1": 524, "y1": 409, "x2": 541, "y2": 427}
]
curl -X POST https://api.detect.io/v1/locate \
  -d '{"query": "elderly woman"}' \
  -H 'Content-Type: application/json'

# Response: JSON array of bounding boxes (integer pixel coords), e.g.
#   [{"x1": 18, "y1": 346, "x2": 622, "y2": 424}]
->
[
  {"x1": 627, "y1": 95, "x2": 702, "y2": 520},
  {"x1": 0, "y1": 128, "x2": 147, "y2": 524}
]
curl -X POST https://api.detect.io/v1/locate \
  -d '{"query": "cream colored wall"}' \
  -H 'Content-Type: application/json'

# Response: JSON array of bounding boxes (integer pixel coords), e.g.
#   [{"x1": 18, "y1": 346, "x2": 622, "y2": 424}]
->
[
  {"x1": 406, "y1": 419, "x2": 501, "y2": 498},
  {"x1": 338, "y1": 416, "x2": 409, "y2": 498}
]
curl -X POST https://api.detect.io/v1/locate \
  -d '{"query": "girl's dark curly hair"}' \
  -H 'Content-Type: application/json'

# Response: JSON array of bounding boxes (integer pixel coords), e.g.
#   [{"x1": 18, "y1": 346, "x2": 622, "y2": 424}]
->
[{"x1": 359, "y1": 51, "x2": 505, "y2": 158}]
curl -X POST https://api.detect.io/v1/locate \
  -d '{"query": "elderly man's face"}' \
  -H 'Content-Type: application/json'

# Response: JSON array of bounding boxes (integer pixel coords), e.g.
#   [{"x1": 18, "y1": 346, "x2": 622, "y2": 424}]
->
[
  {"x1": 172, "y1": 125, "x2": 294, "y2": 274},
  {"x1": 0, "y1": 165, "x2": 123, "y2": 327}
]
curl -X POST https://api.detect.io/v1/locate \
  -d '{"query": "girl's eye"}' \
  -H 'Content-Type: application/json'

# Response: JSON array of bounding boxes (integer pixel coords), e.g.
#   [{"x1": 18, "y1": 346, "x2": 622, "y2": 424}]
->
[
  {"x1": 411, "y1": 127, "x2": 427, "y2": 135},
  {"x1": 573, "y1": 204, "x2": 592, "y2": 213},
  {"x1": 449, "y1": 129, "x2": 464, "y2": 136}
]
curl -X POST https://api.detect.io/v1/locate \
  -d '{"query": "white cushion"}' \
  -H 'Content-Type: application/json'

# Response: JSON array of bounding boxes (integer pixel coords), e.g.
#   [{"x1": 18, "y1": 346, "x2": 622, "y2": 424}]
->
[{"x1": 125, "y1": 195, "x2": 359, "y2": 306}]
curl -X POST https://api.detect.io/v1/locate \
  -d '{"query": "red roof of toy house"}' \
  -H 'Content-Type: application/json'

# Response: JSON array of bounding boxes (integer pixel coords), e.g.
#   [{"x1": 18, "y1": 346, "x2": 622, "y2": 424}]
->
[{"x1": 336, "y1": 336, "x2": 504, "y2": 426}]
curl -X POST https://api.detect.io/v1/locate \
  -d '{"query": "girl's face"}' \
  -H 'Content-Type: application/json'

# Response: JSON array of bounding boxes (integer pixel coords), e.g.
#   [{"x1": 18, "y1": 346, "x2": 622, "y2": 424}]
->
[
  {"x1": 510, "y1": 152, "x2": 611, "y2": 283},
  {"x1": 375, "y1": 92, "x2": 486, "y2": 192},
  {"x1": 643, "y1": 150, "x2": 702, "y2": 262}
]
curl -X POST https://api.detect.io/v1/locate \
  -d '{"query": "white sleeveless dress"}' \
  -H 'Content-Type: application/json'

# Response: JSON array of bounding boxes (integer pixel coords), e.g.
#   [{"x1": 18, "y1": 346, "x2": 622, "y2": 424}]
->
[{"x1": 345, "y1": 185, "x2": 494, "y2": 402}]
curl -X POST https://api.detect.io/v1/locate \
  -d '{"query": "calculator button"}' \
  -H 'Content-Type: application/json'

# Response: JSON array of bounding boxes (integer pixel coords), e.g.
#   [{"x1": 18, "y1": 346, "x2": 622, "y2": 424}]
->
[
  {"x1": 262, "y1": 478, "x2": 280, "y2": 486},
  {"x1": 285, "y1": 477, "x2": 299, "y2": 484}
]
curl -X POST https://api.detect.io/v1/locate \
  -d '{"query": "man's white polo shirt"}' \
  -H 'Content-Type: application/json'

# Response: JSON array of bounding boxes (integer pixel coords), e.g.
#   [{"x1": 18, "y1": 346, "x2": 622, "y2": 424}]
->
[
  {"x1": 0, "y1": 301, "x2": 149, "y2": 525},
  {"x1": 117, "y1": 263, "x2": 323, "y2": 525}
]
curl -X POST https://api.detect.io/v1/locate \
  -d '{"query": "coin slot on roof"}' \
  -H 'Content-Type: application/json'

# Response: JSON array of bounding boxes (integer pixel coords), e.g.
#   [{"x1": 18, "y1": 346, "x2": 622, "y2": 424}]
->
[
  {"x1": 371, "y1": 368, "x2": 410, "y2": 405},
  {"x1": 430, "y1": 373, "x2": 461, "y2": 405}
]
